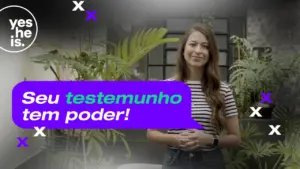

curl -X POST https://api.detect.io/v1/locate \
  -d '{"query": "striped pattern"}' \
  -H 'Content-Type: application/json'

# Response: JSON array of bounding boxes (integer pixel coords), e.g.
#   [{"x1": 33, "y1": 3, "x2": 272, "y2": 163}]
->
[{"x1": 167, "y1": 80, "x2": 238, "y2": 151}]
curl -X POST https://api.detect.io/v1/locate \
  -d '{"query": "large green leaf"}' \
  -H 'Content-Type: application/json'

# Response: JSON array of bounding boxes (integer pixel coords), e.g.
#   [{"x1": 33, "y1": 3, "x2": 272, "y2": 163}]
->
[
  {"x1": 108, "y1": 27, "x2": 179, "y2": 79},
  {"x1": 276, "y1": 134, "x2": 300, "y2": 169},
  {"x1": 240, "y1": 140, "x2": 277, "y2": 159},
  {"x1": 240, "y1": 122, "x2": 264, "y2": 140},
  {"x1": 222, "y1": 148, "x2": 249, "y2": 169}
]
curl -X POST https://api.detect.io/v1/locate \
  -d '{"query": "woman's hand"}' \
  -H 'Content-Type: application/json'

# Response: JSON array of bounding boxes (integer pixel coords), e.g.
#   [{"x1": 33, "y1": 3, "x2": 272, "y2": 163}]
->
[
  {"x1": 178, "y1": 129, "x2": 212, "y2": 150},
  {"x1": 172, "y1": 132, "x2": 190, "y2": 148}
]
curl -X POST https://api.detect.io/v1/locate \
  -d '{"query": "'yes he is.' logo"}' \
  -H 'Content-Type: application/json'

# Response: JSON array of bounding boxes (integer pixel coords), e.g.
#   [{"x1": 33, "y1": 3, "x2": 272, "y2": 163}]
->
[
  {"x1": 0, "y1": 5, "x2": 38, "y2": 53},
  {"x1": 9, "y1": 18, "x2": 33, "y2": 47}
]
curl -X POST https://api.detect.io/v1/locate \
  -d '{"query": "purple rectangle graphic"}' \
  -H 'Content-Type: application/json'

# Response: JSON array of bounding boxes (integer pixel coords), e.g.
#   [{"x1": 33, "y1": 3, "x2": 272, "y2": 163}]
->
[{"x1": 12, "y1": 81, "x2": 203, "y2": 129}]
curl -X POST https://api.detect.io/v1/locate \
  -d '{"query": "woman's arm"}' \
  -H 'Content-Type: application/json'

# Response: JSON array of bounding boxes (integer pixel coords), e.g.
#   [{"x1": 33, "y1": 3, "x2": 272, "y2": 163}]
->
[
  {"x1": 183, "y1": 84, "x2": 241, "y2": 149},
  {"x1": 217, "y1": 115, "x2": 241, "y2": 147},
  {"x1": 212, "y1": 84, "x2": 241, "y2": 147},
  {"x1": 146, "y1": 129, "x2": 180, "y2": 147},
  {"x1": 200, "y1": 115, "x2": 241, "y2": 147}
]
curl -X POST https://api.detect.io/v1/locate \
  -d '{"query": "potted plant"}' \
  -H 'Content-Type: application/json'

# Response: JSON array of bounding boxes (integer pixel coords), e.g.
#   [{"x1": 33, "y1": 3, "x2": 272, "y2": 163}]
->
[
  {"x1": 226, "y1": 35, "x2": 300, "y2": 169},
  {"x1": 229, "y1": 36, "x2": 284, "y2": 119}
]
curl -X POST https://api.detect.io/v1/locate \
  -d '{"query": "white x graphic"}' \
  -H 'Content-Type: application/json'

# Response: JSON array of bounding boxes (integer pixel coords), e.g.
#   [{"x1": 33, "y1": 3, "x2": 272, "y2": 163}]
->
[
  {"x1": 269, "y1": 125, "x2": 281, "y2": 135},
  {"x1": 72, "y1": 1, "x2": 85, "y2": 11},
  {"x1": 249, "y1": 107, "x2": 262, "y2": 117},
  {"x1": 34, "y1": 126, "x2": 46, "y2": 137}
]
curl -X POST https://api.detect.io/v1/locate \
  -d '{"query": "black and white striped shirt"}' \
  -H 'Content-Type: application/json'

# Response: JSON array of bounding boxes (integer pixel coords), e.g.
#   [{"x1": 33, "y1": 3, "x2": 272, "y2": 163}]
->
[{"x1": 167, "y1": 80, "x2": 238, "y2": 151}]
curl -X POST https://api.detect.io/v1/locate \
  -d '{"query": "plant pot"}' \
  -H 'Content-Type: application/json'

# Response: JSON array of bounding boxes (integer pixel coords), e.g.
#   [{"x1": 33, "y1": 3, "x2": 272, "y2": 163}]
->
[{"x1": 253, "y1": 102, "x2": 274, "y2": 119}]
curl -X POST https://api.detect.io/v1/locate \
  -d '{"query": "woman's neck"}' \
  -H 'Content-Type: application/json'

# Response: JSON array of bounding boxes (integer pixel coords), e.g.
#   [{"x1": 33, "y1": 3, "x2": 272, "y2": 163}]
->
[{"x1": 187, "y1": 67, "x2": 203, "y2": 81}]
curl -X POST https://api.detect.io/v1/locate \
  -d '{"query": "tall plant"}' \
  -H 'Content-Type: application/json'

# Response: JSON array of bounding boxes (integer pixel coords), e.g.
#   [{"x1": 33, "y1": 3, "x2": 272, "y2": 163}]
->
[
  {"x1": 31, "y1": 27, "x2": 179, "y2": 169},
  {"x1": 226, "y1": 35, "x2": 300, "y2": 169},
  {"x1": 229, "y1": 36, "x2": 285, "y2": 117},
  {"x1": 32, "y1": 28, "x2": 179, "y2": 81}
]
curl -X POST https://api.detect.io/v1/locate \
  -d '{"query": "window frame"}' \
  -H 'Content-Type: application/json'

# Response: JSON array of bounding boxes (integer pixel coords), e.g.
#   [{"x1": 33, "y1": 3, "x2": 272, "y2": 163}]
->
[{"x1": 147, "y1": 17, "x2": 232, "y2": 81}]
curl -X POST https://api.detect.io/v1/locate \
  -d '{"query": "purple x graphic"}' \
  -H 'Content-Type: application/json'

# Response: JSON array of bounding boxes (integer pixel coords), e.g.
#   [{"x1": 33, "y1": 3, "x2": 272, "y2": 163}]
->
[
  {"x1": 260, "y1": 92, "x2": 272, "y2": 103},
  {"x1": 17, "y1": 136, "x2": 28, "y2": 148},
  {"x1": 86, "y1": 10, "x2": 97, "y2": 21}
]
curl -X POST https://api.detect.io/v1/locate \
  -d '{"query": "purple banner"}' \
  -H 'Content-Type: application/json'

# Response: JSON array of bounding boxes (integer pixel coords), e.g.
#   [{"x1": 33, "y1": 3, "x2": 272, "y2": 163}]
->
[{"x1": 12, "y1": 81, "x2": 203, "y2": 129}]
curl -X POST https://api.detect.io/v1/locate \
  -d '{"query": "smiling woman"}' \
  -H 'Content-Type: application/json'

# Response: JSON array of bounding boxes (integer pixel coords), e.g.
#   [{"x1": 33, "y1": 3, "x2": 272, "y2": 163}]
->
[{"x1": 147, "y1": 23, "x2": 241, "y2": 169}]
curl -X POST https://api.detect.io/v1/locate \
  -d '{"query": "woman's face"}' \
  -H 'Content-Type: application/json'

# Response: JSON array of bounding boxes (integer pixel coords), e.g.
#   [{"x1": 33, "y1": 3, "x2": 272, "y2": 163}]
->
[{"x1": 183, "y1": 31, "x2": 210, "y2": 68}]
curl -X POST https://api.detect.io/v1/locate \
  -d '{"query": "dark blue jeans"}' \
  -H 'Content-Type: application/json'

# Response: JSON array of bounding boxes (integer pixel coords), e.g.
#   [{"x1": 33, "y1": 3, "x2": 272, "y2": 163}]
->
[{"x1": 162, "y1": 147, "x2": 226, "y2": 169}]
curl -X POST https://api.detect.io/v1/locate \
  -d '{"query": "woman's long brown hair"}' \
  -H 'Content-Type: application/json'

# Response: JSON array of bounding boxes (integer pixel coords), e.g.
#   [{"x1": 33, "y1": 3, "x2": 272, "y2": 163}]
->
[{"x1": 175, "y1": 23, "x2": 225, "y2": 132}]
